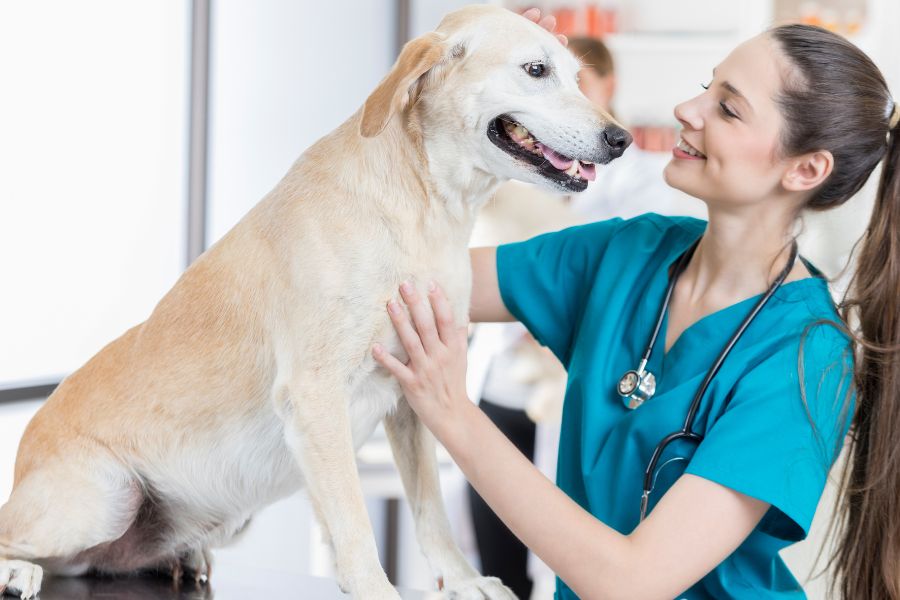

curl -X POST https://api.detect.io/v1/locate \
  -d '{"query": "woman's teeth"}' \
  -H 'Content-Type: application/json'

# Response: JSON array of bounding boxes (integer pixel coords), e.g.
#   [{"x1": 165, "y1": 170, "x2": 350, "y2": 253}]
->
[
  {"x1": 503, "y1": 119, "x2": 595, "y2": 180},
  {"x1": 676, "y1": 137, "x2": 706, "y2": 158}
]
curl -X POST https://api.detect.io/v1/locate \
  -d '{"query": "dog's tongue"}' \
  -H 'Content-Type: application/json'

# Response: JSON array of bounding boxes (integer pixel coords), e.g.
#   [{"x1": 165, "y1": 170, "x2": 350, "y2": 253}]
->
[
  {"x1": 579, "y1": 162, "x2": 596, "y2": 181},
  {"x1": 535, "y1": 142, "x2": 574, "y2": 171},
  {"x1": 535, "y1": 142, "x2": 596, "y2": 181}
]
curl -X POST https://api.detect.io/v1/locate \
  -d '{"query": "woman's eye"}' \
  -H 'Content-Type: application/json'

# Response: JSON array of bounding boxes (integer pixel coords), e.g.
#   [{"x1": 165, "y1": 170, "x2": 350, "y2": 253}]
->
[
  {"x1": 719, "y1": 102, "x2": 738, "y2": 119},
  {"x1": 524, "y1": 62, "x2": 546, "y2": 78},
  {"x1": 701, "y1": 82, "x2": 710, "y2": 90}
]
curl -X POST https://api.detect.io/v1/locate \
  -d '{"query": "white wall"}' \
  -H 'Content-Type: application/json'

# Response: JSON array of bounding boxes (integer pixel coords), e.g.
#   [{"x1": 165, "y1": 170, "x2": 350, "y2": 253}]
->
[
  {"x1": 206, "y1": 0, "x2": 395, "y2": 244},
  {"x1": 0, "y1": 0, "x2": 189, "y2": 385}
]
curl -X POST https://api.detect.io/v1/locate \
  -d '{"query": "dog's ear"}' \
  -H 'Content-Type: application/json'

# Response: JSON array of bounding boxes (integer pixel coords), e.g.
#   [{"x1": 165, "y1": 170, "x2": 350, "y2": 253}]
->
[{"x1": 360, "y1": 32, "x2": 446, "y2": 138}]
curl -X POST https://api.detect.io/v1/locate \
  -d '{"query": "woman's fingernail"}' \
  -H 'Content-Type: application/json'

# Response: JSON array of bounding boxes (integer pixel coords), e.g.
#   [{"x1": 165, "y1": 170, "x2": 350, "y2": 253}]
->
[
  {"x1": 388, "y1": 300, "x2": 400, "y2": 314},
  {"x1": 372, "y1": 343, "x2": 382, "y2": 355},
  {"x1": 400, "y1": 281, "x2": 413, "y2": 294},
  {"x1": 428, "y1": 280, "x2": 437, "y2": 292}
]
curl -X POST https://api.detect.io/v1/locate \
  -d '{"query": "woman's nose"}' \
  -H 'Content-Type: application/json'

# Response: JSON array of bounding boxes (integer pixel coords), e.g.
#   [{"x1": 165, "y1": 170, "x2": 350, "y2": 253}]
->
[{"x1": 674, "y1": 98, "x2": 704, "y2": 131}]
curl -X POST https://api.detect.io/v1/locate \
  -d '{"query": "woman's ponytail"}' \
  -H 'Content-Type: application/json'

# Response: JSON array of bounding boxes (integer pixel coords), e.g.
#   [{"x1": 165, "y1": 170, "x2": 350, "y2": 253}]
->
[
  {"x1": 833, "y1": 106, "x2": 900, "y2": 600},
  {"x1": 769, "y1": 23, "x2": 900, "y2": 599}
]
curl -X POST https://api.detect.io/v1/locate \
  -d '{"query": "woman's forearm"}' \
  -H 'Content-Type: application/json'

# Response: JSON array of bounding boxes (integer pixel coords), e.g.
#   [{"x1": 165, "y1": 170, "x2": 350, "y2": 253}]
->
[
  {"x1": 442, "y1": 400, "x2": 633, "y2": 599},
  {"x1": 375, "y1": 279, "x2": 770, "y2": 600}
]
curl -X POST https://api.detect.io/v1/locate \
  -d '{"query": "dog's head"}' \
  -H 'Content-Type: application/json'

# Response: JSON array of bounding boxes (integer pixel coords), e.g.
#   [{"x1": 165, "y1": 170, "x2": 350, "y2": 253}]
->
[{"x1": 360, "y1": 5, "x2": 631, "y2": 194}]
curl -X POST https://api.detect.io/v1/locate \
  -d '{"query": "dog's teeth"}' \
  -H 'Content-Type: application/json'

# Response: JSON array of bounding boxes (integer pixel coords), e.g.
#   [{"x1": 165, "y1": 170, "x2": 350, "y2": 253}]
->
[
  {"x1": 581, "y1": 160, "x2": 594, "y2": 165},
  {"x1": 565, "y1": 162, "x2": 579, "y2": 177},
  {"x1": 514, "y1": 124, "x2": 529, "y2": 138}
]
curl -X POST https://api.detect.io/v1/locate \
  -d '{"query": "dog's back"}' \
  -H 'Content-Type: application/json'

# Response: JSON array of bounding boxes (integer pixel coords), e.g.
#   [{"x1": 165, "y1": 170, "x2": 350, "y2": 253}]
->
[{"x1": 0, "y1": 6, "x2": 623, "y2": 598}]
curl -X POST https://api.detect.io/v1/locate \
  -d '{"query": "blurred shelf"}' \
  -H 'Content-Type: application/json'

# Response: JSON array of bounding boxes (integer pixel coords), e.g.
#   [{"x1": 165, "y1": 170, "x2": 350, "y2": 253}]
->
[{"x1": 357, "y1": 433, "x2": 455, "y2": 498}]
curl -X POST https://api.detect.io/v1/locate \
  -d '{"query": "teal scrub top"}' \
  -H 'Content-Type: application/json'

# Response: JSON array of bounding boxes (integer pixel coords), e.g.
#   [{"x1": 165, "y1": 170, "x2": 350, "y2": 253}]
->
[{"x1": 496, "y1": 213, "x2": 854, "y2": 599}]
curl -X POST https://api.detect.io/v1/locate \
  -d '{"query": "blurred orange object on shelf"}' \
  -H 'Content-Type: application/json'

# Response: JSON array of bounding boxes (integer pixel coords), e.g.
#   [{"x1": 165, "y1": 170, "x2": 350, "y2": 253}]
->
[
  {"x1": 586, "y1": 5, "x2": 618, "y2": 37},
  {"x1": 586, "y1": 5, "x2": 603, "y2": 37},
  {"x1": 553, "y1": 7, "x2": 577, "y2": 36},
  {"x1": 631, "y1": 127, "x2": 645, "y2": 150},
  {"x1": 630, "y1": 125, "x2": 678, "y2": 153}
]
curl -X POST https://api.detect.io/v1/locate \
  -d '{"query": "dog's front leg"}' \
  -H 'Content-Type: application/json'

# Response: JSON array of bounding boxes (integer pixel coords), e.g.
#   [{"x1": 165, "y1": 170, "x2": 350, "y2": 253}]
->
[
  {"x1": 384, "y1": 399, "x2": 517, "y2": 599},
  {"x1": 283, "y1": 375, "x2": 400, "y2": 600}
]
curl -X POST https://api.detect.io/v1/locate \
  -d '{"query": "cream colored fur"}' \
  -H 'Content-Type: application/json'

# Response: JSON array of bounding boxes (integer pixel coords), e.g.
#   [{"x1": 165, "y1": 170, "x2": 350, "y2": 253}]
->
[{"x1": 0, "y1": 5, "x2": 621, "y2": 599}]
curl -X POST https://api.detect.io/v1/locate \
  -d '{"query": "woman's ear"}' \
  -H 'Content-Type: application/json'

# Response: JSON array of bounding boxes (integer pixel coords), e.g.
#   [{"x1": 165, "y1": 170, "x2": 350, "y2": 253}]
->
[
  {"x1": 782, "y1": 149, "x2": 834, "y2": 192},
  {"x1": 360, "y1": 32, "x2": 447, "y2": 138}
]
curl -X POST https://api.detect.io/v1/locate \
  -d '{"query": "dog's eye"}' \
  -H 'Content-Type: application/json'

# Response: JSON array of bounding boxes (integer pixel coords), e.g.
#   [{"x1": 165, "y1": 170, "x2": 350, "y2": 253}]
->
[{"x1": 524, "y1": 62, "x2": 546, "y2": 78}]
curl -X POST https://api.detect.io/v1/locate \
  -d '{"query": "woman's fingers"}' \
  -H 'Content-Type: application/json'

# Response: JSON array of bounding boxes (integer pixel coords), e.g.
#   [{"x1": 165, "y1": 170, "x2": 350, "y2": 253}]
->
[
  {"x1": 428, "y1": 282, "x2": 458, "y2": 347},
  {"x1": 387, "y1": 297, "x2": 428, "y2": 365},
  {"x1": 520, "y1": 8, "x2": 568, "y2": 47},
  {"x1": 538, "y1": 14, "x2": 557, "y2": 33},
  {"x1": 372, "y1": 343, "x2": 413, "y2": 385},
  {"x1": 521, "y1": 7, "x2": 541, "y2": 22},
  {"x1": 399, "y1": 281, "x2": 442, "y2": 353}
]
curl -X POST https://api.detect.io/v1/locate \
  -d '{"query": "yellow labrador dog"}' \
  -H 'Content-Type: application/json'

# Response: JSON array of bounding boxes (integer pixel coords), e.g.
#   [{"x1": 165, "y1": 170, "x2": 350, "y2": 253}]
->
[{"x1": 0, "y1": 5, "x2": 628, "y2": 599}]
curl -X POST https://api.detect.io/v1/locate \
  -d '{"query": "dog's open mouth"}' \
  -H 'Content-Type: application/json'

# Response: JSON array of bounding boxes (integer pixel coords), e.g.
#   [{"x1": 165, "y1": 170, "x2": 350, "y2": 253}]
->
[{"x1": 487, "y1": 115, "x2": 596, "y2": 192}]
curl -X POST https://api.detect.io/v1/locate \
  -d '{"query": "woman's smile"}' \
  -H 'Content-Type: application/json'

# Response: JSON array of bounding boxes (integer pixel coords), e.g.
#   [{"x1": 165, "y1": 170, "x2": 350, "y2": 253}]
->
[{"x1": 673, "y1": 137, "x2": 707, "y2": 160}]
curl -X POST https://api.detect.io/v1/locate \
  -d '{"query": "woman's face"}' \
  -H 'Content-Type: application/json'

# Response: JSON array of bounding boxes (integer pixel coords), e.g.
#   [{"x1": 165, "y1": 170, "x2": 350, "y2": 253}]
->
[{"x1": 663, "y1": 34, "x2": 793, "y2": 208}]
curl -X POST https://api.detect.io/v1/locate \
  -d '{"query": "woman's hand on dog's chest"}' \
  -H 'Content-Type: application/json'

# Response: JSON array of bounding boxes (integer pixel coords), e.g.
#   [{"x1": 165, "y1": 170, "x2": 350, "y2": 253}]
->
[{"x1": 372, "y1": 280, "x2": 473, "y2": 440}]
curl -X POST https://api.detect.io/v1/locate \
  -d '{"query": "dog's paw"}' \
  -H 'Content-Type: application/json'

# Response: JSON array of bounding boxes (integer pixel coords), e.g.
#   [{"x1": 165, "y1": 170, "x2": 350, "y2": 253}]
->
[
  {"x1": 442, "y1": 576, "x2": 517, "y2": 600},
  {"x1": 0, "y1": 560, "x2": 43, "y2": 599},
  {"x1": 181, "y1": 547, "x2": 212, "y2": 585}
]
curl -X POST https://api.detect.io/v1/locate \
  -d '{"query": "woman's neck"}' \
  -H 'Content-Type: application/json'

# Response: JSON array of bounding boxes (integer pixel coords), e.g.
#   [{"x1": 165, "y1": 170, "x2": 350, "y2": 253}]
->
[{"x1": 679, "y1": 205, "x2": 807, "y2": 306}]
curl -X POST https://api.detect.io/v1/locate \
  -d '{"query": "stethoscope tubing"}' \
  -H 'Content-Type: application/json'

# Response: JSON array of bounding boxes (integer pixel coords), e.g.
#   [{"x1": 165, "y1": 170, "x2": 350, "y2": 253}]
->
[{"x1": 638, "y1": 237, "x2": 800, "y2": 520}]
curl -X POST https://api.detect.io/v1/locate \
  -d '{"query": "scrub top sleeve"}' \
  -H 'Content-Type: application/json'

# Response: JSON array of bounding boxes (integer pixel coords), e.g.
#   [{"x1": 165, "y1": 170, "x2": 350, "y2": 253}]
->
[
  {"x1": 495, "y1": 218, "x2": 624, "y2": 366},
  {"x1": 684, "y1": 323, "x2": 855, "y2": 542}
]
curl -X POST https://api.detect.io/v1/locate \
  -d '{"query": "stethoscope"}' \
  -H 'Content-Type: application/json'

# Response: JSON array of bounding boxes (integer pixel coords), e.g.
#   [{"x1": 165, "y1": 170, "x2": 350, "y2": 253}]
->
[{"x1": 616, "y1": 236, "x2": 799, "y2": 522}]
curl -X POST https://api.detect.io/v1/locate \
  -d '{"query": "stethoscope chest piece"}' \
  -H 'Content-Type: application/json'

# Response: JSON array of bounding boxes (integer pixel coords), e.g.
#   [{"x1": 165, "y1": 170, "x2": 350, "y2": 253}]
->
[{"x1": 617, "y1": 368, "x2": 656, "y2": 409}]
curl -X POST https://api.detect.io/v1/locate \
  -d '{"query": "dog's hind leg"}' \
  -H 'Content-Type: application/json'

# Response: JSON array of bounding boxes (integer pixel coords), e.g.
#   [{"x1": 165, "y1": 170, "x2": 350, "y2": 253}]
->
[
  {"x1": 0, "y1": 458, "x2": 141, "y2": 599},
  {"x1": 282, "y1": 375, "x2": 400, "y2": 600},
  {"x1": 384, "y1": 399, "x2": 517, "y2": 599}
]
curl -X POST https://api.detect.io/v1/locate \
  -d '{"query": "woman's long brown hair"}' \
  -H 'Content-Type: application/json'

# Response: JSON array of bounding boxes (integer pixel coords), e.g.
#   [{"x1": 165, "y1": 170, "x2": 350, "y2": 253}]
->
[
  {"x1": 833, "y1": 112, "x2": 900, "y2": 600},
  {"x1": 770, "y1": 24, "x2": 900, "y2": 599}
]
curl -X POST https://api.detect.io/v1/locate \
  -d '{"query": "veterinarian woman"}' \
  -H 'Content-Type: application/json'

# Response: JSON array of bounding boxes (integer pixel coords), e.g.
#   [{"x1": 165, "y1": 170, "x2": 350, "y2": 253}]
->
[{"x1": 373, "y1": 10, "x2": 900, "y2": 600}]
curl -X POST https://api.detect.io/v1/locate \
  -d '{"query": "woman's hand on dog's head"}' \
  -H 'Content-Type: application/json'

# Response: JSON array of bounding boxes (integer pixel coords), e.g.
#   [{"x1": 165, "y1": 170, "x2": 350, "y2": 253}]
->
[{"x1": 521, "y1": 7, "x2": 568, "y2": 47}]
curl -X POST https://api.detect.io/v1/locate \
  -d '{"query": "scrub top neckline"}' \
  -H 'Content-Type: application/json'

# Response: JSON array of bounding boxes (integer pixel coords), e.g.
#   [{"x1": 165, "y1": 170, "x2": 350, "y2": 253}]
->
[
  {"x1": 656, "y1": 227, "x2": 829, "y2": 362},
  {"x1": 658, "y1": 276, "x2": 826, "y2": 361}
]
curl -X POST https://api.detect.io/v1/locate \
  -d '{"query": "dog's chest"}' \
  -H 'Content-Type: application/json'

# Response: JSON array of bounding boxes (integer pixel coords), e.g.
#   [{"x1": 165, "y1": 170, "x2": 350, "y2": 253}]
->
[
  {"x1": 343, "y1": 251, "x2": 471, "y2": 450},
  {"x1": 346, "y1": 368, "x2": 401, "y2": 450}
]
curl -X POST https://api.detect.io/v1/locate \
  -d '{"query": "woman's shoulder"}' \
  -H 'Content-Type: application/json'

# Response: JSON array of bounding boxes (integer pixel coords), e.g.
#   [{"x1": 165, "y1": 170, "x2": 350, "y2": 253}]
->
[
  {"x1": 496, "y1": 212, "x2": 708, "y2": 285},
  {"x1": 621, "y1": 211, "x2": 706, "y2": 232},
  {"x1": 596, "y1": 213, "x2": 708, "y2": 268},
  {"x1": 559, "y1": 212, "x2": 707, "y2": 243},
  {"x1": 760, "y1": 287, "x2": 854, "y2": 375}
]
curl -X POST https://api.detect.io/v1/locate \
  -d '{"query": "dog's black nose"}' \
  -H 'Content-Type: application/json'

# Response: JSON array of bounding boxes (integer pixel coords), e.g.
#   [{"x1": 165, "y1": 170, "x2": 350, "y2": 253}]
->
[{"x1": 602, "y1": 126, "x2": 632, "y2": 158}]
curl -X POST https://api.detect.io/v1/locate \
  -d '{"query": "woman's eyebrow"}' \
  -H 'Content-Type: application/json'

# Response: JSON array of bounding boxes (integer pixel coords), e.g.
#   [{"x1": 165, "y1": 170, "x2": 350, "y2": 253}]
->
[{"x1": 712, "y1": 68, "x2": 754, "y2": 114}]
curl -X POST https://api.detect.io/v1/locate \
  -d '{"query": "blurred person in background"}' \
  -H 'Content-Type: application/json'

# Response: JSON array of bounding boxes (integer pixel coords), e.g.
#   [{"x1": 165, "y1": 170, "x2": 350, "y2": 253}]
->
[{"x1": 563, "y1": 36, "x2": 706, "y2": 222}]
